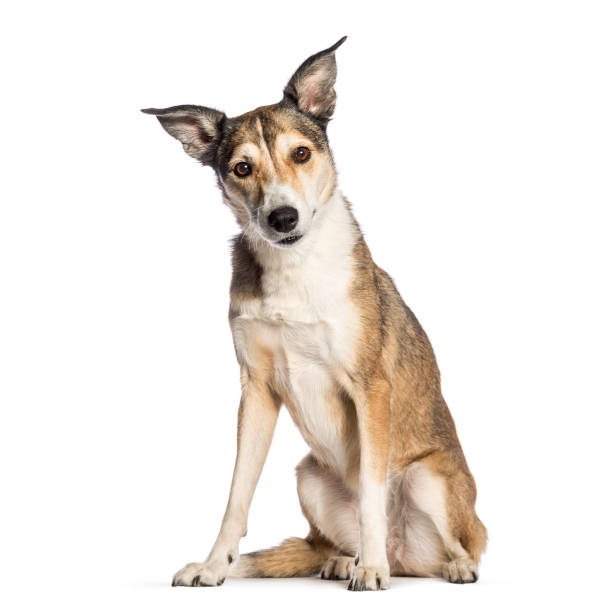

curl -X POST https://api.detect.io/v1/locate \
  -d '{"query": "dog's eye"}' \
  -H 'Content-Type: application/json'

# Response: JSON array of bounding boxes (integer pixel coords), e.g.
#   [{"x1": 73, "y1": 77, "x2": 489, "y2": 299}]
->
[
  {"x1": 233, "y1": 162, "x2": 252, "y2": 177},
  {"x1": 293, "y1": 146, "x2": 311, "y2": 163}
]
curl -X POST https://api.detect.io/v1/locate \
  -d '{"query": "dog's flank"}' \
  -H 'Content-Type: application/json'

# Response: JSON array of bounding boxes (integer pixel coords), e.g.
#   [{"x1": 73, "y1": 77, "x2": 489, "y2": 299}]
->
[{"x1": 144, "y1": 35, "x2": 486, "y2": 592}]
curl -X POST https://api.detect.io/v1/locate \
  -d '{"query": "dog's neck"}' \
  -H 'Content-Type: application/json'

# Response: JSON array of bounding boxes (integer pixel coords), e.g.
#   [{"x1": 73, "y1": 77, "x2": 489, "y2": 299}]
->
[
  {"x1": 235, "y1": 190, "x2": 362, "y2": 324},
  {"x1": 244, "y1": 190, "x2": 360, "y2": 275}
]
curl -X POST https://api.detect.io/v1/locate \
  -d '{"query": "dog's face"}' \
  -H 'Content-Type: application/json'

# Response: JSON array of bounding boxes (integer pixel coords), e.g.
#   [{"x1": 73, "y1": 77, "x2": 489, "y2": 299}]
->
[
  {"x1": 215, "y1": 105, "x2": 337, "y2": 247},
  {"x1": 143, "y1": 37, "x2": 346, "y2": 249}
]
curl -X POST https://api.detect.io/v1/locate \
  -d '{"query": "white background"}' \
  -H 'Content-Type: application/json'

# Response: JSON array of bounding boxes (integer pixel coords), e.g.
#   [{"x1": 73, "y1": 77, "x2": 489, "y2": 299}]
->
[{"x1": 1, "y1": 1, "x2": 590, "y2": 610}]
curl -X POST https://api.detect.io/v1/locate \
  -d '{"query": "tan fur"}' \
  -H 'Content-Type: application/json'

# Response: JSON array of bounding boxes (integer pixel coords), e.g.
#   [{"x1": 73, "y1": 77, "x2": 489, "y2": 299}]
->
[{"x1": 231, "y1": 531, "x2": 335, "y2": 578}]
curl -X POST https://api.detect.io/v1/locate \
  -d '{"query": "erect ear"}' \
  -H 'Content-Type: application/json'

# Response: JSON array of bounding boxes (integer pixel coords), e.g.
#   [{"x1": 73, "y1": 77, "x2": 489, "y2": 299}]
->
[
  {"x1": 283, "y1": 36, "x2": 347, "y2": 124},
  {"x1": 141, "y1": 105, "x2": 226, "y2": 166}
]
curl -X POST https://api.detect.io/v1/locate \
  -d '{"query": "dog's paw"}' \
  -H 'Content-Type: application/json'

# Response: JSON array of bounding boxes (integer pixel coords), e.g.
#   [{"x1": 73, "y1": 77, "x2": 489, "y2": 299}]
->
[
  {"x1": 347, "y1": 563, "x2": 390, "y2": 591},
  {"x1": 442, "y1": 558, "x2": 478, "y2": 584},
  {"x1": 321, "y1": 556, "x2": 355, "y2": 580},
  {"x1": 172, "y1": 559, "x2": 228, "y2": 587}
]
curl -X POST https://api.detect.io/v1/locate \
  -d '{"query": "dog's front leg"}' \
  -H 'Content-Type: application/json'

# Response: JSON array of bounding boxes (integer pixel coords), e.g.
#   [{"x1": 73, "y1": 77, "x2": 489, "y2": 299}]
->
[
  {"x1": 172, "y1": 371, "x2": 280, "y2": 587},
  {"x1": 347, "y1": 377, "x2": 391, "y2": 591}
]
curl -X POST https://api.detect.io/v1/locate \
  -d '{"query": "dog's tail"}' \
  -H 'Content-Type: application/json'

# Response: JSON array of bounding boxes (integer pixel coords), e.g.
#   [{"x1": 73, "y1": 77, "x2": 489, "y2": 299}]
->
[{"x1": 229, "y1": 535, "x2": 335, "y2": 578}]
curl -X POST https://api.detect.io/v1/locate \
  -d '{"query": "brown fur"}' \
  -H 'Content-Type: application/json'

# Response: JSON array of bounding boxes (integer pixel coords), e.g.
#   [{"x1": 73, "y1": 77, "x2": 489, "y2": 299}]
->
[
  {"x1": 346, "y1": 235, "x2": 487, "y2": 564},
  {"x1": 232, "y1": 531, "x2": 336, "y2": 578}
]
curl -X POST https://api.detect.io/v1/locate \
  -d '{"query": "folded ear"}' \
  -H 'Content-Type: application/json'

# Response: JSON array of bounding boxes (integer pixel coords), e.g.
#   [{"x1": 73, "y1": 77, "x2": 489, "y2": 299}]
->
[
  {"x1": 283, "y1": 36, "x2": 347, "y2": 124},
  {"x1": 141, "y1": 105, "x2": 226, "y2": 166}
]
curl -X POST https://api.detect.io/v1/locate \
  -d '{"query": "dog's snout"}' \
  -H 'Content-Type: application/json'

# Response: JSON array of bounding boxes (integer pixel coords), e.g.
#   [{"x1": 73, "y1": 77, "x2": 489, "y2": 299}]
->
[{"x1": 268, "y1": 206, "x2": 298, "y2": 233}]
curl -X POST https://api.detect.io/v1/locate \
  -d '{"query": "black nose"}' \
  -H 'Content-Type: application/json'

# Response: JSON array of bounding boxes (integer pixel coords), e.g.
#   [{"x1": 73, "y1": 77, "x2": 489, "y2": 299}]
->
[{"x1": 268, "y1": 206, "x2": 298, "y2": 233}]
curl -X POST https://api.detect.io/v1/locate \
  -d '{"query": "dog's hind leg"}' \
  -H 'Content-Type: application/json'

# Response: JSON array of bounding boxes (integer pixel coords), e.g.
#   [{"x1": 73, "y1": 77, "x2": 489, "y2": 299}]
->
[
  {"x1": 403, "y1": 452, "x2": 487, "y2": 583},
  {"x1": 231, "y1": 454, "x2": 358, "y2": 578}
]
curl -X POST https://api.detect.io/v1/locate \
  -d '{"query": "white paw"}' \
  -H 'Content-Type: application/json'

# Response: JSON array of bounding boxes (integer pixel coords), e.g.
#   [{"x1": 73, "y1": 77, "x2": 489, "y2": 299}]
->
[
  {"x1": 320, "y1": 556, "x2": 355, "y2": 580},
  {"x1": 172, "y1": 558, "x2": 229, "y2": 587},
  {"x1": 347, "y1": 563, "x2": 390, "y2": 591},
  {"x1": 442, "y1": 558, "x2": 478, "y2": 584}
]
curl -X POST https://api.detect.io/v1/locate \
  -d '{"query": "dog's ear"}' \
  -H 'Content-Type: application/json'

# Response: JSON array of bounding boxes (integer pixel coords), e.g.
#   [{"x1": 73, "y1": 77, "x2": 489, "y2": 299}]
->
[
  {"x1": 141, "y1": 105, "x2": 226, "y2": 166},
  {"x1": 283, "y1": 36, "x2": 347, "y2": 123}
]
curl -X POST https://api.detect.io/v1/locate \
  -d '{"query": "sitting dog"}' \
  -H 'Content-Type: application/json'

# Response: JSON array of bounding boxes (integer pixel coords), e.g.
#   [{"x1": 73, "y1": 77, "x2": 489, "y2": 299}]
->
[{"x1": 143, "y1": 36, "x2": 486, "y2": 591}]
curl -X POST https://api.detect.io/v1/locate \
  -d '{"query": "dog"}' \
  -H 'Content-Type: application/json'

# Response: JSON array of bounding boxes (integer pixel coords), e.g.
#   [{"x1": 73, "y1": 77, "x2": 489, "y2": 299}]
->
[{"x1": 143, "y1": 36, "x2": 487, "y2": 591}]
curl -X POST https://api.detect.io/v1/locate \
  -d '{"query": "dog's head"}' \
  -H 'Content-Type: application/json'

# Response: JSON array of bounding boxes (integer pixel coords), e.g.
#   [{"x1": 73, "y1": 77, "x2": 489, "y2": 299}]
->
[{"x1": 143, "y1": 37, "x2": 346, "y2": 249}]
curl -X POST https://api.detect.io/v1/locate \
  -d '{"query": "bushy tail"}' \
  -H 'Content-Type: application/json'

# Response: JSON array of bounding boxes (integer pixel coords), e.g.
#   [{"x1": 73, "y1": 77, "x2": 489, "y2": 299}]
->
[{"x1": 230, "y1": 536, "x2": 335, "y2": 578}]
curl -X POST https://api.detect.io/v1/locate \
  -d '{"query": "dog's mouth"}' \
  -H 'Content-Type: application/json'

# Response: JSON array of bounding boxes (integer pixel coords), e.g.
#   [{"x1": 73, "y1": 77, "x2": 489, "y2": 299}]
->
[{"x1": 277, "y1": 234, "x2": 302, "y2": 246}]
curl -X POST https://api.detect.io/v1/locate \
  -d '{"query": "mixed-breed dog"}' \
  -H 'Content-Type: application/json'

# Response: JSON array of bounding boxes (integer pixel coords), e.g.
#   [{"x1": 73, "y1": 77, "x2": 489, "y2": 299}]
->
[{"x1": 143, "y1": 36, "x2": 486, "y2": 592}]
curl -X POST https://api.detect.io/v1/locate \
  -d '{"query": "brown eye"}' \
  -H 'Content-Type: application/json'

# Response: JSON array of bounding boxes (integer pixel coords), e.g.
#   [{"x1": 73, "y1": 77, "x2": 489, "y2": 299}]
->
[
  {"x1": 293, "y1": 146, "x2": 311, "y2": 163},
  {"x1": 233, "y1": 162, "x2": 252, "y2": 177}
]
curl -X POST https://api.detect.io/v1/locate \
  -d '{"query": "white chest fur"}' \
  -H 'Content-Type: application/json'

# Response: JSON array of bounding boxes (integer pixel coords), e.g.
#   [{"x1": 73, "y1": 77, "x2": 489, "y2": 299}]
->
[{"x1": 231, "y1": 195, "x2": 360, "y2": 471}]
